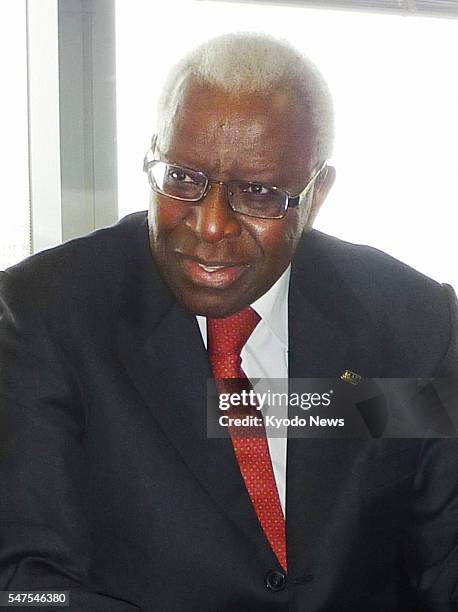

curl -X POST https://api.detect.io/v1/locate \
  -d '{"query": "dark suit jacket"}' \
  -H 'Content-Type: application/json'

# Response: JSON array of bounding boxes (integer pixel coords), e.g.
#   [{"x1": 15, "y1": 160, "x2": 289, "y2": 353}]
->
[{"x1": 0, "y1": 211, "x2": 457, "y2": 611}]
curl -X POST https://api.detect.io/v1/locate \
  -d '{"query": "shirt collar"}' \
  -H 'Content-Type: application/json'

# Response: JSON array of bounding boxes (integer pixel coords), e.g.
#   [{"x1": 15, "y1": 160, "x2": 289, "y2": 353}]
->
[
  {"x1": 196, "y1": 265, "x2": 290, "y2": 348},
  {"x1": 250, "y1": 265, "x2": 290, "y2": 348}
]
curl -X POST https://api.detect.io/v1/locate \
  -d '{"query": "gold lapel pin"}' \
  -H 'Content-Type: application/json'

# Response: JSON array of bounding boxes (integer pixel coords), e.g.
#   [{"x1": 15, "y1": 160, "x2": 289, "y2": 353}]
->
[{"x1": 340, "y1": 370, "x2": 361, "y2": 386}]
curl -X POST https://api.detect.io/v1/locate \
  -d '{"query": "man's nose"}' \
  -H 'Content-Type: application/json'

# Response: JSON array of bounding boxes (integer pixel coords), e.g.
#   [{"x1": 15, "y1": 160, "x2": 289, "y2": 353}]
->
[{"x1": 184, "y1": 183, "x2": 241, "y2": 243}]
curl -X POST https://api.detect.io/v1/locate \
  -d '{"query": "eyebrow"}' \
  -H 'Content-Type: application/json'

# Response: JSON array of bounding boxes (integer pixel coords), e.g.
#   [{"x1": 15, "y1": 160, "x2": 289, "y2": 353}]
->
[
  {"x1": 157, "y1": 149, "x2": 289, "y2": 189},
  {"x1": 230, "y1": 165, "x2": 292, "y2": 191},
  {"x1": 233, "y1": 167, "x2": 280, "y2": 182}
]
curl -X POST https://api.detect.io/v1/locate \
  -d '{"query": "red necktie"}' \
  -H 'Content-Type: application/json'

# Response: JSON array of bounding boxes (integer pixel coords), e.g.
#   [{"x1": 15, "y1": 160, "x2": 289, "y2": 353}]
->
[{"x1": 207, "y1": 307, "x2": 287, "y2": 572}]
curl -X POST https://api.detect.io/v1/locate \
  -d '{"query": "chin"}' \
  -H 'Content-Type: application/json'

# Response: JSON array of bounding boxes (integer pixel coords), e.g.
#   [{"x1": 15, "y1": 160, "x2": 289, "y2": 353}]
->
[
  {"x1": 188, "y1": 299, "x2": 243, "y2": 319},
  {"x1": 178, "y1": 291, "x2": 250, "y2": 319}
]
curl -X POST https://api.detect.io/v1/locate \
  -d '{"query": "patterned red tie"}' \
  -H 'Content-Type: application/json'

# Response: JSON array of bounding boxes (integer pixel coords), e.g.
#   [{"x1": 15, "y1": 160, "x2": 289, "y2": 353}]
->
[{"x1": 207, "y1": 307, "x2": 287, "y2": 572}]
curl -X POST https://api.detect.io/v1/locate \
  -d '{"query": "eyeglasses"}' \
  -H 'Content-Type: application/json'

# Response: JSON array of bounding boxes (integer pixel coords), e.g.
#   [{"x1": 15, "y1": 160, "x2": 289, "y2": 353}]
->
[{"x1": 143, "y1": 136, "x2": 327, "y2": 220}]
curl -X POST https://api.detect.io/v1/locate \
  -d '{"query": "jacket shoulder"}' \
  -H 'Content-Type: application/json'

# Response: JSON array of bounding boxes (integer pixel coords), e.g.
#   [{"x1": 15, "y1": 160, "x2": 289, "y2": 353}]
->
[
  {"x1": 302, "y1": 230, "x2": 446, "y2": 299},
  {"x1": 296, "y1": 230, "x2": 457, "y2": 376},
  {"x1": 2, "y1": 212, "x2": 148, "y2": 296},
  {"x1": 0, "y1": 212, "x2": 150, "y2": 331}
]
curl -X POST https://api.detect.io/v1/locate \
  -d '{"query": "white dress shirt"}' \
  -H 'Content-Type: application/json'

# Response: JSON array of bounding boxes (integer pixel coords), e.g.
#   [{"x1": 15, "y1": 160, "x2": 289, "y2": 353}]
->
[{"x1": 197, "y1": 266, "x2": 290, "y2": 514}]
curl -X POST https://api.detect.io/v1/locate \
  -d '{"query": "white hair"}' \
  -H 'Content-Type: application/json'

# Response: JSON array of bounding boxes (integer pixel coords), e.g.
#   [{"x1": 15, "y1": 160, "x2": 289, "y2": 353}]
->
[{"x1": 156, "y1": 33, "x2": 334, "y2": 163}]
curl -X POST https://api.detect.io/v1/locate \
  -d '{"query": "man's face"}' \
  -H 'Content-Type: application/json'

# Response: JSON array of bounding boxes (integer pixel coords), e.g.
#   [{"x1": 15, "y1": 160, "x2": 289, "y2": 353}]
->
[{"x1": 149, "y1": 79, "x2": 324, "y2": 317}]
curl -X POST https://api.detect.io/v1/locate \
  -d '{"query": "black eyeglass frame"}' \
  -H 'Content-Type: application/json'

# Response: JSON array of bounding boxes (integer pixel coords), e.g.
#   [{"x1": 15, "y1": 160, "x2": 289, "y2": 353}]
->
[{"x1": 143, "y1": 134, "x2": 327, "y2": 220}]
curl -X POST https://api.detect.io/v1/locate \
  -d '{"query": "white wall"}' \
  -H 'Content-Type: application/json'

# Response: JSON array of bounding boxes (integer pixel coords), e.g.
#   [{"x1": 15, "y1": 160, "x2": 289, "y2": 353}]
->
[
  {"x1": 116, "y1": 0, "x2": 458, "y2": 288},
  {"x1": 0, "y1": 1, "x2": 30, "y2": 271}
]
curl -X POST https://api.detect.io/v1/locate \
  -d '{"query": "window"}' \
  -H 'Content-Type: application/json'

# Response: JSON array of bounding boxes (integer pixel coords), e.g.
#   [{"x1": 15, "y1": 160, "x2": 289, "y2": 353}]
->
[
  {"x1": 116, "y1": 0, "x2": 458, "y2": 287},
  {"x1": 0, "y1": 1, "x2": 30, "y2": 271},
  {"x1": 0, "y1": 0, "x2": 117, "y2": 271}
]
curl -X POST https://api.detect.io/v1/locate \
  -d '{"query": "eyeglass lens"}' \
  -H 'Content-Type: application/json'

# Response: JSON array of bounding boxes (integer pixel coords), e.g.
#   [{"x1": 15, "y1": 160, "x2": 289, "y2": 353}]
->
[{"x1": 148, "y1": 161, "x2": 287, "y2": 218}]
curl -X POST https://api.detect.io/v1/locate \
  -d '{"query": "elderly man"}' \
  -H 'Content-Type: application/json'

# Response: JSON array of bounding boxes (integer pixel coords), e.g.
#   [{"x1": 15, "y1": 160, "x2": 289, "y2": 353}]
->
[{"x1": 0, "y1": 33, "x2": 457, "y2": 611}]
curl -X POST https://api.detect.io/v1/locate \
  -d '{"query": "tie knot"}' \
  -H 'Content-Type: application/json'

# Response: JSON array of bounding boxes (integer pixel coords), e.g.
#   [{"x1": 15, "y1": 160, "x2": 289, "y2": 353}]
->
[{"x1": 207, "y1": 306, "x2": 261, "y2": 358}]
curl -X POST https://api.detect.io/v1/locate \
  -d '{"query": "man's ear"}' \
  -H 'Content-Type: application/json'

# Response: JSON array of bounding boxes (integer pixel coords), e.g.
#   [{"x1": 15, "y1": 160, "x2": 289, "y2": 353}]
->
[{"x1": 306, "y1": 165, "x2": 336, "y2": 228}]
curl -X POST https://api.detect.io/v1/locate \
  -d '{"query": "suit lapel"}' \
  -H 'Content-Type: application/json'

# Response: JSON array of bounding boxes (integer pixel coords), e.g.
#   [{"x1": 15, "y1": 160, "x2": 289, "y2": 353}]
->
[
  {"x1": 286, "y1": 231, "x2": 383, "y2": 579},
  {"x1": 116, "y1": 218, "x2": 281, "y2": 570},
  {"x1": 288, "y1": 230, "x2": 383, "y2": 380}
]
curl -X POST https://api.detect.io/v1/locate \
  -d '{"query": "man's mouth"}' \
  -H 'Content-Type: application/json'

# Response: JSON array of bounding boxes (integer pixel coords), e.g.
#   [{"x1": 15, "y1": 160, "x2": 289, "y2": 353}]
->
[
  {"x1": 197, "y1": 263, "x2": 228, "y2": 273},
  {"x1": 177, "y1": 254, "x2": 249, "y2": 289}
]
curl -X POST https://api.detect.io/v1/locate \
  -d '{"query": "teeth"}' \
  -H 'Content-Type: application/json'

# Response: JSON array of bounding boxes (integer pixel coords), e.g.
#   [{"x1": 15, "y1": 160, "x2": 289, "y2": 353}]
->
[{"x1": 198, "y1": 264, "x2": 226, "y2": 272}]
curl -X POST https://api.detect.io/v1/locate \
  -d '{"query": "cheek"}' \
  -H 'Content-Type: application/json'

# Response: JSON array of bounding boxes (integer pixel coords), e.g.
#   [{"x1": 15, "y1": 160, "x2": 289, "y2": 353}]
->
[
  {"x1": 149, "y1": 195, "x2": 187, "y2": 240},
  {"x1": 249, "y1": 214, "x2": 302, "y2": 257}
]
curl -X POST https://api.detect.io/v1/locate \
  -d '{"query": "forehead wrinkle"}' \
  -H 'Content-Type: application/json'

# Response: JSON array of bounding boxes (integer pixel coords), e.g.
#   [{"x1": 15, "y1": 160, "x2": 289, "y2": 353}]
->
[
  {"x1": 168, "y1": 131, "x2": 297, "y2": 188},
  {"x1": 165, "y1": 81, "x2": 314, "y2": 187},
  {"x1": 175, "y1": 123, "x2": 268, "y2": 176}
]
